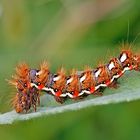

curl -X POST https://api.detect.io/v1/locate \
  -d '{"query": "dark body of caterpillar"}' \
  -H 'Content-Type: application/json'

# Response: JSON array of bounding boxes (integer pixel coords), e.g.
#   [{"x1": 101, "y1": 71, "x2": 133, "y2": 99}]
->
[{"x1": 9, "y1": 48, "x2": 140, "y2": 113}]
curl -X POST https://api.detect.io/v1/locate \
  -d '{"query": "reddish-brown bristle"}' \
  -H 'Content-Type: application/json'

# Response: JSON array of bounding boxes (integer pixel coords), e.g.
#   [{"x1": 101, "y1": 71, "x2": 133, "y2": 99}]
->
[
  {"x1": 57, "y1": 67, "x2": 66, "y2": 81},
  {"x1": 81, "y1": 68, "x2": 95, "y2": 90},
  {"x1": 84, "y1": 66, "x2": 91, "y2": 71},
  {"x1": 37, "y1": 61, "x2": 50, "y2": 84},
  {"x1": 66, "y1": 70, "x2": 80, "y2": 94},
  {"x1": 97, "y1": 61, "x2": 105, "y2": 68},
  {"x1": 96, "y1": 65, "x2": 111, "y2": 85},
  {"x1": 109, "y1": 58, "x2": 123, "y2": 77},
  {"x1": 70, "y1": 69, "x2": 77, "y2": 75},
  {"x1": 9, "y1": 63, "x2": 30, "y2": 89},
  {"x1": 53, "y1": 67, "x2": 66, "y2": 90},
  {"x1": 15, "y1": 63, "x2": 29, "y2": 79},
  {"x1": 120, "y1": 42, "x2": 133, "y2": 52},
  {"x1": 8, "y1": 77, "x2": 17, "y2": 86},
  {"x1": 12, "y1": 93, "x2": 24, "y2": 113},
  {"x1": 40, "y1": 61, "x2": 49, "y2": 71},
  {"x1": 57, "y1": 67, "x2": 66, "y2": 75}
]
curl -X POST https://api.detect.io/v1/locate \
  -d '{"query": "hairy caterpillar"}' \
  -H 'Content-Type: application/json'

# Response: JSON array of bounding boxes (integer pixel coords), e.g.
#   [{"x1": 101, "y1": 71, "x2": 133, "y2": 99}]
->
[{"x1": 9, "y1": 45, "x2": 140, "y2": 113}]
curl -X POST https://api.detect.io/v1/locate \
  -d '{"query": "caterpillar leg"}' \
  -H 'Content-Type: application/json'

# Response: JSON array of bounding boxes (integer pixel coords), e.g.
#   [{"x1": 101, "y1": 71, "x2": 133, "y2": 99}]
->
[
  {"x1": 93, "y1": 89, "x2": 103, "y2": 96},
  {"x1": 54, "y1": 96, "x2": 66, "y2": 104},
  {"x1": 93, "y1": 91, "x2": 103, "y2": 96},
  {"x1": 108, "y1": 80, "x2": 119, "y2": 89}
]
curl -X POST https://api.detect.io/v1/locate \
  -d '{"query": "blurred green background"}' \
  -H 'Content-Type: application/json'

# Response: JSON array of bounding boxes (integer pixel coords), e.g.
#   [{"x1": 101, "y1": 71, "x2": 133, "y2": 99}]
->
[{"x1": 0, "y1": 0, "x2": 140, "y2": 139}]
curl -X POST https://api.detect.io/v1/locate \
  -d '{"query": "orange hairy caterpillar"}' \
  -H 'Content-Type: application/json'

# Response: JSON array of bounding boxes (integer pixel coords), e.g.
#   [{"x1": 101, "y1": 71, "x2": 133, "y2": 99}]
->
[{"x1": 9, "y1": 45, "x2": 140, "y2": 113}]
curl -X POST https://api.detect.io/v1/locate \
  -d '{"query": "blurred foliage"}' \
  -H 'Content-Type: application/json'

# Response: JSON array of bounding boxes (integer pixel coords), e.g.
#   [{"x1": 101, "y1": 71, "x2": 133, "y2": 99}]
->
[{"x1": 0, "y1": 0, "x2": 140, "y2": 139}]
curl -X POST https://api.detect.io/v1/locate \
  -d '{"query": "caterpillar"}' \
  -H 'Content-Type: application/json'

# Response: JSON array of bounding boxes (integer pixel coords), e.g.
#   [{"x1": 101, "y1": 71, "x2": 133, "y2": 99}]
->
[{"x1": 9, "y1": 45, "x2": 140, "y2": 113}]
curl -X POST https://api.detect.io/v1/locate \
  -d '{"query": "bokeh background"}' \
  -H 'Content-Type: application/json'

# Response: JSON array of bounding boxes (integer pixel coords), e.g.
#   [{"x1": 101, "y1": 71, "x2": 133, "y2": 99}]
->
[{"x1": 0, "y1": 0, "x2": 140, "y2": 139}]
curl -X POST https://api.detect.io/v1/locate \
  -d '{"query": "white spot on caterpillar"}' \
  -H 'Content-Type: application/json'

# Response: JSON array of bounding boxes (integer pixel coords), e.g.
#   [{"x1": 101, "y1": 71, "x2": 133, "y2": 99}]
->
[
  {"x1": 66, "y1": 77, "x2": 73, "y2": 84},
  {"x1": 81, "y1": 90, "x2": 90, "y2": 95},
  {"x1": 36, "y1": 71, "x2": 42, "y2": 76},
  {"x1": 42, "y1": 87, "x2": 50, "y2": 92},
  {"x1": 108, "y1": 62, "x2": 115, "y2": 70},
  {"x1": 123, "y1": 67, "x2": 131, "y2": 71},
  {"x1": 95, "y1": 69, "x2": 101, "y2": 78},
  {"x1": 66, "y1": 92, "x2": 74, "y2": 98},
  {"x1": 53, "y1": 75, "x2": 61, "y2": 81},
  {"x1": 95, "y1": 85, "x2": 100, "y2": 90},
  {"x1": 30, "y1": 83, "x2": 38, "y2": 88},
  {"x1": 80, "y1": 74, "x2": 86, "y2": 83},
  {"x1": 134, "y1": 56, "x2": 138, "y2": 61},
  {"x1": 48, "y1": 88, "x2": 56, "y2": 96},
  {"x1": 120, "y1": 53, "x2": 127, "y2": 63},
  {"x1": 110, "y1": 66, "x2": 131, "y2": 83},
  {"x1": 60, "y1": 93, "x2": 67, "y2": 97}
]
